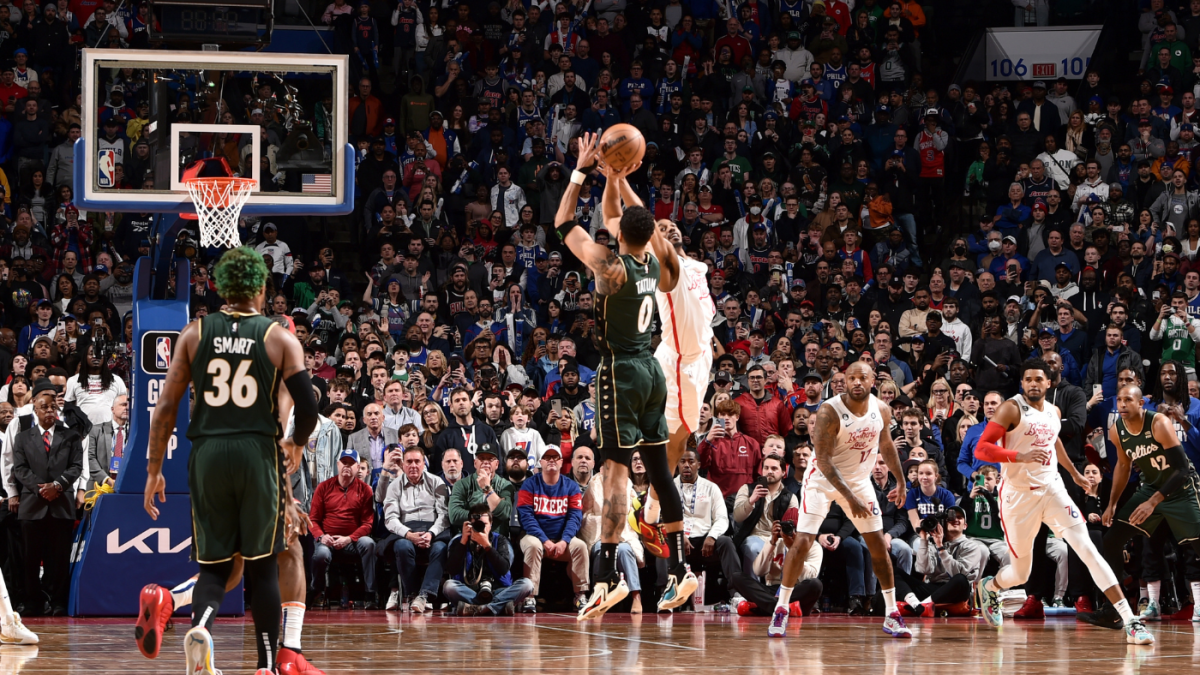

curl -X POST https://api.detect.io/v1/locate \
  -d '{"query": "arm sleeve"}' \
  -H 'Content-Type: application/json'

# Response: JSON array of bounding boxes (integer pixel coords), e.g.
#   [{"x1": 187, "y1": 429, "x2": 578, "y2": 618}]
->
[
  {"x1": 285, "y1": 370, "x2": 319, "y2": 447},
  {"x1": 974, "y1": 421, "x2": 1019, "y2": 463}
]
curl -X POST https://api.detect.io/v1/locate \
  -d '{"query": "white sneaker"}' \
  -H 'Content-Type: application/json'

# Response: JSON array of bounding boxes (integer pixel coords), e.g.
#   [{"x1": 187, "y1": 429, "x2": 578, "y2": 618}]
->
[
  {"x1": 0, "y1": 614, "x2": 37, "y2": 645},
  {"x1": 522, "y1": 597, "x2": 537, "y2": 614},
  {"x1": 767, "y1": 606, "x2": 789, "y2": 637},
  {"x1": 411, "y1": 594, "x2": 428, "y2": 614},
  {"x1": 385, "y1": 591, "x2": 400, "y2": 611},
  {"x1": 578, "y1": 577, "x2": 629, "y2": 621},
  {"x1": 184, "y1": 626, "x2": 219, "y2": 675}
]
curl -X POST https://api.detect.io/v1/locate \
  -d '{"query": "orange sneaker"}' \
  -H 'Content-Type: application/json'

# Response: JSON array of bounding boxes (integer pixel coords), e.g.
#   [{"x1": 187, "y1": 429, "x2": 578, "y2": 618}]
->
[
  {"x1": 134, "y1": 584, "x2": 174, "y2": 659},
  {"x1": 278, "y1": 647, "x2": 326, "y2": 675},
  {"x1": 635, "y1": 515, "x2": 669, "y2": 558},
  {"x1": 788, "y1": 601, "x2": 803, "y2": 617}
]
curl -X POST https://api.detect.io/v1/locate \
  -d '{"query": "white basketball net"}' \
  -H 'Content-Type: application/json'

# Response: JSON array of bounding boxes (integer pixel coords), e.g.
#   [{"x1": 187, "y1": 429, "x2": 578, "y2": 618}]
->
[{"x1": 185, "y1": 178, "x2": 257, "y2": 249}]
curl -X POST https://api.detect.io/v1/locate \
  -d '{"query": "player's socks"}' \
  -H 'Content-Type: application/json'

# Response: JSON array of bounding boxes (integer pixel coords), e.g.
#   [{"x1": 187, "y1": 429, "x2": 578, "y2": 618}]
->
[
  {"x1": 1114, "y1": 599, "x2": 1137, "y2": 625},
  {"x1": 881, "y1": 588, "x2": 898, "y2": 615},
  {"x1": 904, "y1": 593, "x2": 921, "y2": 609},
  {"x1": 171, "y1": 578, "x2": 196, "y2": 609},
  {"x1": 667, "y1": 530, "x2": 687, "y2": 575},
  {"x1": 1147, "y1": 580, "x2": 1161, "y2": 604},
  {"x1": 1139, "y1": 585, "x2": 1149, "y2": 602},
  {"x1": 598, "y1": 543, "x2": 618, "y2": 580},
  {"x1": 1191, "y1": 581, "x2": 1200, "y2": 608},
  {"x1": 644, "y1": 495, "x2": 659, "y2": 525},
  {"x1": 282, "y1": 602, "x2": 305, "y2": 651},
  {"x1": 775, "y1": 586, "x2": 793, "y2": 612}
]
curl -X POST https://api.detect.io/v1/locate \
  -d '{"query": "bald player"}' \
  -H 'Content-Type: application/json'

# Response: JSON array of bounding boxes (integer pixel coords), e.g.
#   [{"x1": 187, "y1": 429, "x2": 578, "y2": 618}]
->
[
  {"x1": 769, "y1": 361, "x2": 911, "y2": 638},
  {"x1": 1078, "y1": 384, "x2": 1200, "y2": 630}
]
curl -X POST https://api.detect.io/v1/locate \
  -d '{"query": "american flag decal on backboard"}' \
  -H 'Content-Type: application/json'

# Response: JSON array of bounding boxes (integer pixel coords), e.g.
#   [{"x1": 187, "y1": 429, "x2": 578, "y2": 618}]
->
[{"x1": 301, "y1": 174, "x2": 332, "y2": 193}]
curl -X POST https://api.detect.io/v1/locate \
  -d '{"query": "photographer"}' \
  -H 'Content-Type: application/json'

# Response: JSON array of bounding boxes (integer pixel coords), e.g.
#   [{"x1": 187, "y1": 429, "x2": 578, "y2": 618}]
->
[
  {"x1": 901, "y1": 506, "x2": 988, "y2": 615},
  {"x1": 442, "y1": 503, "x2": 534, "y2": 616},
  {"x1": 731, "y1": 508, "x2": 823, "y2": 617}
]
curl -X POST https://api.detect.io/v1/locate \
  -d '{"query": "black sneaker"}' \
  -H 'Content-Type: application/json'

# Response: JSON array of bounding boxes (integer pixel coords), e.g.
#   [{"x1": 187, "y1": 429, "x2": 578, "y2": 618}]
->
[
  {"x1": 476, "y1": 581, "x2": 494, "y2": 605},
  {"x1": 1077, "y1": 605, "x2": 1123, "y2": 630},
  {"x1": 848, "y1": 596, "x2": 867, "y2": 616}
]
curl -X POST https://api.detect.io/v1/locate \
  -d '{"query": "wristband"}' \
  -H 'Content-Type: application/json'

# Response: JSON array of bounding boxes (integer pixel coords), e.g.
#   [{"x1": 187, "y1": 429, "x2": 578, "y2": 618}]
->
[{"x1": 570, "y1": 170, "x2": 586, "y2": 185}]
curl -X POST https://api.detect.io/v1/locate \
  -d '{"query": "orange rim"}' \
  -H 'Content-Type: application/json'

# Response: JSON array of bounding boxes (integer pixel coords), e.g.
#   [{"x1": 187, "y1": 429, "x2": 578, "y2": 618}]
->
[{"x1": 184, "y1": 177, "x2": 258, "y2": 209}]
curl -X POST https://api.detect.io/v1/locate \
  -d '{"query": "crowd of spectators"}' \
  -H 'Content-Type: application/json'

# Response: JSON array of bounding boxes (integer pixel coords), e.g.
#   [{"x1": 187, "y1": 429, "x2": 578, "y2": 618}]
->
[{"x1": 0, "y1": 0, "x2": 1199, "y2": 620}]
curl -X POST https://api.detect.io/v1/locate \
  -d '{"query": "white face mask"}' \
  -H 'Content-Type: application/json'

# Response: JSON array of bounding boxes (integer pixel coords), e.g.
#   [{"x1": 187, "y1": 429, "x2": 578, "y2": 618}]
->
[
  {"x1": 988, "y1": 240, "x2": 1002, "y2": 252},
  {"x1": 750, "y1": 206, "x2": 762, "y2": 215}
]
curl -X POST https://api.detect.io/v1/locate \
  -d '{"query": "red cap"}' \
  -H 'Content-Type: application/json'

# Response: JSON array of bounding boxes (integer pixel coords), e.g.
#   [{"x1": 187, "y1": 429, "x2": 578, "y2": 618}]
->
[{"x1": 727, "y1": 340, "x2": 752, "y2": 354}]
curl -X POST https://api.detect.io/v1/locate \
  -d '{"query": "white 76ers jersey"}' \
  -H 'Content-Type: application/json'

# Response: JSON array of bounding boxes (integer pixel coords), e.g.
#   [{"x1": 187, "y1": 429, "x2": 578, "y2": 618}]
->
[
  {"x1": 656, "y1": 253, "x2": 715, "y2": 359},
  {"x1": 1002, "y1": 395, "x2": 1062, "y2": 490},
  {"x1": 808, "y1": 394, "x2": 885, "y2": 485}
]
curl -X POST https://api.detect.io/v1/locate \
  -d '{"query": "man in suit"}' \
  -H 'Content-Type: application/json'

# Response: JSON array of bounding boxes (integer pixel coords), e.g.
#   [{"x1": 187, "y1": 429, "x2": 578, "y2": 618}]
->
[
  {"x1": 12, "y1": 380, "x2": 82, "y2": 616},
  {"x1": 84, "y1": 394, "x2": 128, "y2": 491},
  {"x1": 347, "y1": 402, "x2": 399, "y2": 483}
]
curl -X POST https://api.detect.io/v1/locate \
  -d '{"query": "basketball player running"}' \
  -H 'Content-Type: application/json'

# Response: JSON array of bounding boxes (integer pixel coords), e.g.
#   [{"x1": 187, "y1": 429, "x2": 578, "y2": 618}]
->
[
  {"x1": 555, "y1": 132, "x2": 687, "y2": 620},
  {"x1": 973, "y1": 360, "x2": 1154, "y2": 645},
  {"x1": 1077, "y1": 385, "x2": 1200, "y2": 628},
  {"x1": 135, "y1": 398, "x2": 323, "y2": 674},
  {"x1": 143, "y1": 247, "x2": 320, "y2": 674},
  {"x1": 770, "y1": 361, "x2": 910, "y2": 638}
]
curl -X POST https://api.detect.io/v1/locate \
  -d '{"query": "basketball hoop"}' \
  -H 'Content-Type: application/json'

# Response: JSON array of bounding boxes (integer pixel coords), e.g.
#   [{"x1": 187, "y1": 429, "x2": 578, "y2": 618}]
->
[{"x1": 184, "y1": 177, "x2": 257, "y2": 249}]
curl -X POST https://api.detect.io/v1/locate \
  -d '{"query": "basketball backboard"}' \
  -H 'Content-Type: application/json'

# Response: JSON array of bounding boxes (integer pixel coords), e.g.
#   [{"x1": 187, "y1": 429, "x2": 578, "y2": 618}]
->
[{"x1": 76, "y1": 48, "x2": 353, "y2": 216}]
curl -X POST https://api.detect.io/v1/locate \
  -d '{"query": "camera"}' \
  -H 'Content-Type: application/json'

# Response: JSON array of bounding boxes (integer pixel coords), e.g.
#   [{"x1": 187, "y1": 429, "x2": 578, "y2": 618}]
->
[
  {"x1": 780, "y1": 519, "x2": 795, "y2": 537},
  {"x1": 469, "y1": 513, "x2": 486, "y2": 532},
  {"x1": 920, "y1": 512, "x2": 946, "y2": 534}
]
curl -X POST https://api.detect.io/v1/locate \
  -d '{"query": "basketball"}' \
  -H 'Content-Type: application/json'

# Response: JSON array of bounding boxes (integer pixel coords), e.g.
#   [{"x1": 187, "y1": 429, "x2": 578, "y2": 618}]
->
[{"x1": 599, "y1": 124, "x2": 646, "y2": 173}]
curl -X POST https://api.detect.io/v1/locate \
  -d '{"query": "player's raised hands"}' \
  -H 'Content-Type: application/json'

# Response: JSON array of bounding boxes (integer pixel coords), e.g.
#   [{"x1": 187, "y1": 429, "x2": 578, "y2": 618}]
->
[{"x1": 576, "y1": 132, "x2": 601, "y2": 172}]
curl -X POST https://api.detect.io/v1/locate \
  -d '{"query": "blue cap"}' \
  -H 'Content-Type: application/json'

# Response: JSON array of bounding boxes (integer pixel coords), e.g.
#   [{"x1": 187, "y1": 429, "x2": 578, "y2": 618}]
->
[
  {"x1": 764, "y1": 110, "x2": 779, "y2": 120},
  {"x1": 94, "y1": 264, "x2": 109, "y2": 274},
  {"x1": 535, "y1": 250, "x2": 548, "y2": 260},
  {"x1": 339, "y1": 448, "x2": 360, "y2": 464},
  {"x1": 13, "y1": 48, "x2": 25, "y2": 56},
  {"x1": 877, "y1": 104, "x2": 890, "y2": 113},
  {"x1": 1183, "y1": 123, "x2": 1195, "y2": 132}
]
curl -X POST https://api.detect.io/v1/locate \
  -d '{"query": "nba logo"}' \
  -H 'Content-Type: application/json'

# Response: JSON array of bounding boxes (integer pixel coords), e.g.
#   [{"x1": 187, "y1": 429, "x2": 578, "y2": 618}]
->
[
  {"x1": 155, "y1": 337, "x2": 172, "y2": 369},
  {"x1": 98, "y1": 150, "x2": 116, "y2": 188}
]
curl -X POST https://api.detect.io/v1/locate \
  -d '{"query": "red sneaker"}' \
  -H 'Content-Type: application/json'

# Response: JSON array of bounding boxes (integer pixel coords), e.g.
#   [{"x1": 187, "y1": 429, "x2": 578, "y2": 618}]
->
[
  {"x1": 635, "y1": 516, "x2": 669, "y2": 559},
  {"x1": 737, "y1": 600, "x2": 758, "y2": 616},
  {"x1": 134, "y1": 584, "x2": 174, "y2": 659},
  {"x1": 1074, "y1": 596, "x2": 1094, "y2": 614},
  {"x1": 278, "y1": 647, "x2": 326, "y2": 675},
  {"x1": 788, "y1": 601, "x2": 803, "y2": 617},
  {"x1": 1014, "y1": 596, "x2": 1045, "y2": 619}
]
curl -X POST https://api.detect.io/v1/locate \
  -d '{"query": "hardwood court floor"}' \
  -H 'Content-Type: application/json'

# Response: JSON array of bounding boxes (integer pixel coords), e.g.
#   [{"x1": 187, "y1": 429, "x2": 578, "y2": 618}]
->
[{"x1": 8, "y1": 612, "x2": 1200, "y2": 674}]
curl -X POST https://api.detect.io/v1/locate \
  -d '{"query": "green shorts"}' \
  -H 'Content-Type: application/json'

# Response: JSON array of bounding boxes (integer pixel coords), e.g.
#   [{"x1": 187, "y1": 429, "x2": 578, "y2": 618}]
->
[
  {"x1": 188, "y1": 435, "x2": 286, "y2": 563},
  {"x1": 595, "y1": 353, "x2": 668, "y2": 464},
  {"x1": 1118, "y1": 476, "x2": 1200, "y2": 543}
]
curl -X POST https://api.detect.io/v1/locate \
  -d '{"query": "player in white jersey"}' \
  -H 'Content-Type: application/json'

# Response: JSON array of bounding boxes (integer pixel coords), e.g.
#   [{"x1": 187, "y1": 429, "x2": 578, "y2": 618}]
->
[
  {"x1": 973, "y1": 358, "x2": 1155, "y2": 645},
  {"x1": 769, "y1": 362, "x2": 912, "y2": 638},
  {"x1": 638, "y1": 219, "x2": 715, "y2": 611}
]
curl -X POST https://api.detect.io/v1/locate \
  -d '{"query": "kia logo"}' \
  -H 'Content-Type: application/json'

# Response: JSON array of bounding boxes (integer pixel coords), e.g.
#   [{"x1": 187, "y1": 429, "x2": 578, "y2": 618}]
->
[{"x1": 106, "y1": 528, "x2": 192, "y2": 554}]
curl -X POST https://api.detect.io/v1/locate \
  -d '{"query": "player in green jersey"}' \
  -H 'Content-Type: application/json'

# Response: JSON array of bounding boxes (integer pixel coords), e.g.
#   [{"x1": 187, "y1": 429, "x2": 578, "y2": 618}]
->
[
  {"x1": 1078, "y1": 384, "x2": 1200, "y2": 629},
  {"x1": 142, "y1": 247, "x2": 319, "y2": 675},
  {"x1": 555, "y1": 132, "x2": 691, "y2": 620}
]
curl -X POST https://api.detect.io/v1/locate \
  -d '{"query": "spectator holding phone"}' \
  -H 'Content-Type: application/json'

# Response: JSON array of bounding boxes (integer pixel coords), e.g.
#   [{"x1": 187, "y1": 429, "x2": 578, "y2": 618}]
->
[{"x1": 697, "y1": 399, "x2": 763, "y2": 501}]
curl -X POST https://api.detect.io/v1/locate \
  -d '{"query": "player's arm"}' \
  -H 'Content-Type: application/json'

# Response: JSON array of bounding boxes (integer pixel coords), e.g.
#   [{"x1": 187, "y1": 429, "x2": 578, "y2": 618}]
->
[
  {"x1": 811, "y1": 404, "x2": 870, "y2": 518},
  {"x1": 1103, "y1": 425, "x2": 1133, "y2": 526},
  {"x1": 1055, "y1": 436, "x2": 1088, "y2": 488},
  {"x1": 558, "y1": 133, "x2": 626, "y2": 295},
  {"x1": 144, "y1": 320, "x2": 198, "y2": 519},
  {"x1": 974, "y1": 401, "x2": 1050, "y2": 463},
  {"x1": 601, "y1": 166, "x2": 623, "y2": 224},
  {"x1": 878, "y1": 405, "x2": 905, "y2": 507},
  {"x1": 608, "y1": 171, "x2": 679, "y2": 292},
  {"x1": 1149, "y1": 412, "x2": 1191, "y2": 500}
]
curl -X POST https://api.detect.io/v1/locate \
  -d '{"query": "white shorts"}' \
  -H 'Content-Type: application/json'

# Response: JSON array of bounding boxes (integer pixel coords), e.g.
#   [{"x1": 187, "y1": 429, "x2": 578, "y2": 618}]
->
[
  {"x1": 656, "y1": 346, "x2": 711, "y2": 434},
  {"x1": 997, "y1": 478, "x2": 1085, "y2": 560},
  {"x1": 797, "y1": 472, "x2": 883, "y2": 535}
]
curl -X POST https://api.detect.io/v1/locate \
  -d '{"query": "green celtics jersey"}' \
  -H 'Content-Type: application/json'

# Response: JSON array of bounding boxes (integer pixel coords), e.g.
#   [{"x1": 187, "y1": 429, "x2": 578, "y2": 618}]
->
[
  {"x1": 1161, "y1": 317, "x2": 1197, "y2": 367},
  {"x1": 188, "y1": 311, "x2": 282, "y2": 440},
  {"x1": 964, "y1": 492, "x2": 1004, "y2": 540},
  {"x1": 1116, "y1": 410, "x2": 1191, "y2": 492},
  {"x1": 595, "y1": 252, "x2": 659, "y2": 357}
]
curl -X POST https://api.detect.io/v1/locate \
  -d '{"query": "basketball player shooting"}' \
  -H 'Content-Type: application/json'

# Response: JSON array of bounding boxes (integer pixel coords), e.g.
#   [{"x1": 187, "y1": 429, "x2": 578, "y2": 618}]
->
[
  {"x1": 972, "y1": 359, "x2": 1154, "y2": 645},
  {"x1": 769, "y1": 362, "x2": 910, "y2": 638},
  {"x1": 554, "y1": 132, "x2": 690, "y2": 620}
]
